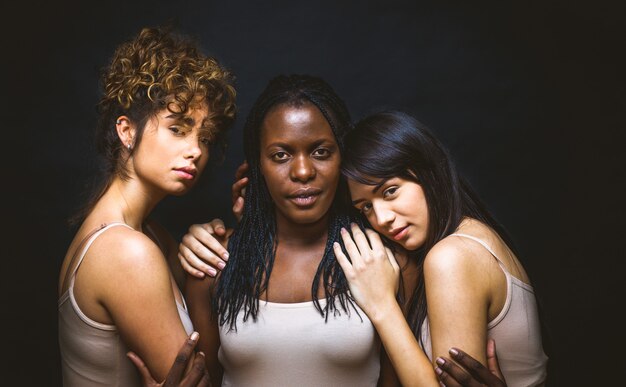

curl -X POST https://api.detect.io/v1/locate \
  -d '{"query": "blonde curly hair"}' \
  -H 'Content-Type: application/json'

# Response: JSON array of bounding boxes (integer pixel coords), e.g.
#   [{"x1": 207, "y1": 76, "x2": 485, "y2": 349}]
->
[
  {"x1": 72, "y1": 27, "x2": 236, "y2": 224},
  {"x1": 96, "y1": 27, "x2": 236, "y2": 163}
]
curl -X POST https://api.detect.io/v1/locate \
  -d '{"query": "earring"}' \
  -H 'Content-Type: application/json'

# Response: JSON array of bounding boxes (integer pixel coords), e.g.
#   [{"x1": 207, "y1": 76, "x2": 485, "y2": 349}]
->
[
  {"x1": 127, "y1": 143, "x2": 132, "y2": 150},
  {"x1": 116, "y1": 119, "x2": 122, "y2": 125}
]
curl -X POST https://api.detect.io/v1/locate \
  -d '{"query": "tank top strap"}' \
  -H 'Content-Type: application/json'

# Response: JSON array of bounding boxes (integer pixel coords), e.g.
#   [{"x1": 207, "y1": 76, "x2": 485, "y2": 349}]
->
[
  {"x1": 69, "y1": 222, "x2": 134, "y2": 280},
  {"x1": 448, "y1": 233, "x2": 509, "y2": 273}
]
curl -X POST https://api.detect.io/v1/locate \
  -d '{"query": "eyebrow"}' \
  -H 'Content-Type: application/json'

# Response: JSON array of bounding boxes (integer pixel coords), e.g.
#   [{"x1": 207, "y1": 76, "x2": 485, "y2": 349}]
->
[
  {"x1": 165, "y1": 114, "x2": 213, "y2": 129},
  {"x1": 350, "y1": 180, "x2": 387, "y2": 206}
]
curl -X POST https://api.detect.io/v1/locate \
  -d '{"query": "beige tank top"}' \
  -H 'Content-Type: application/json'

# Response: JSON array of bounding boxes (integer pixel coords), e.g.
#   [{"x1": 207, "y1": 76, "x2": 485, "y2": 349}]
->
[
  {"x1": 420, "y1": 233, "x2": 548, "y2": 387},
  {"x1": 219, "y1": 298, "x2": 381, "y2": 386},
  {"x1": 58, "y1": 222, "x2": 194, "y2": 386}
]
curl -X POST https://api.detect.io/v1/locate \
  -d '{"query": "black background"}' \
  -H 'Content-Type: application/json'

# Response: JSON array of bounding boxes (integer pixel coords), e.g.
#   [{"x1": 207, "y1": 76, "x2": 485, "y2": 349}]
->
[{"x1": 3, "y1": 0, "x2": 624, "y2": 385}]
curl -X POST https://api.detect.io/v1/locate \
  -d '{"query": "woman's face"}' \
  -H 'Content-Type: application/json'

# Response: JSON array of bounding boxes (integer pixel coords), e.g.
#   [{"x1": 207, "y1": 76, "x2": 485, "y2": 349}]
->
[
  {"x1": 259, "y1": 102, "x2": 341, "y2": 225},
  {"x1": 132, "y1": 102, "x2": 213, "y2": 196},
  {"x1": 348, "y1": 176, "x2": 430, "y2": 251}
]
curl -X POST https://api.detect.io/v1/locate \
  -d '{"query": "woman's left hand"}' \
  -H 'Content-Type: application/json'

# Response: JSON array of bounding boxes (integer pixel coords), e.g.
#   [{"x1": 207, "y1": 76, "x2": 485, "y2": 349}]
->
[{"x1": 333, "y1": 223, "x2": 400, "y2": 320}]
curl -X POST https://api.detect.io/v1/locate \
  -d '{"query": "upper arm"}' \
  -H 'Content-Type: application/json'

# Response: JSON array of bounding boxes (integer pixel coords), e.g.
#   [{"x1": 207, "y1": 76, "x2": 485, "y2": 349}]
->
[
  {"x1": 95, "y1": 231, "x2": 189, "y2": 381},
  {"x1": 185, "y1": 272, "x2": 222, "y2": 386},
  {"x1": 145, "y1": 219, "x2": 186, "y2": 287},
  {"x1": 423, "y1": 240, "x2": 492, "y2": 366}
]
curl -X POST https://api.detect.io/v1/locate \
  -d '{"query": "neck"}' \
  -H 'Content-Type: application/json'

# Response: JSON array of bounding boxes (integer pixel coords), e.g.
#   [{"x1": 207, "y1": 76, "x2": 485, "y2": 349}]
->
[
  {"x1": 275, "y1": 211, "x2": 332, "y2": 247},
  {"x1": 94, "y1": 176, "x2": 165, "y2": 230}
]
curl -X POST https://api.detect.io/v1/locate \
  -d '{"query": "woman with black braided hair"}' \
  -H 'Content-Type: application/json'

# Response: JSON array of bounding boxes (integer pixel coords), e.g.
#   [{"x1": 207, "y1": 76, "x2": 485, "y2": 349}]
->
[
  {"x1": 179, "y1": 75, "x2": 507, "y2": 387},
  {"x1": 183, "y1": 74, "x2": 391, "y2": 386}
]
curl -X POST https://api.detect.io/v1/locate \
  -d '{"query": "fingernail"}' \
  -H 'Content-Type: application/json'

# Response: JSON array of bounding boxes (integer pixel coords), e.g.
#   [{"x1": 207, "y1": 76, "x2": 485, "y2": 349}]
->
[
  {"x1": 436, "y1": 357, "x2": 445, "y2": 366},
  {"x1": 218, "y1": 261, "x2": 226, "y2": 270},
  {"x1": 340, "y1": 228, "x2": 346, "y2": 234},
  {"x1": 223, "y1": 252, "x2": 230, "y2": 261},
  {"x1": 198, "y1": 351, "x2": 205, "y2": 357},
  {"x1": 440, "y1": 382, "x2": 446, "y2": 387},
  {"x1": 333, "y1": 242, "x2": 339, "y2": 248},
  {"x1": 208, "y1": 269, "x2": 217, "y2": 277},
  {"x1": 191, "y1": 331, "x2": 199, "y2": 341},
  {"x1": 197, "y1": 271, "x2": 205, "y2": 278},
  {"x1": 435, "y1": 367, "x2": 443, "y2": 375},
  {"x1": 449, "y1": 348, "x2": 459, "y2": 356}
]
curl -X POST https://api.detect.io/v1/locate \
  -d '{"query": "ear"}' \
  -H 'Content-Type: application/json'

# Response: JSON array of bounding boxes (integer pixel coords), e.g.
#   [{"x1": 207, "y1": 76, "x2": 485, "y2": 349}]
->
[{"x1": 115, "y1": 116, "x2": 136, "y2": 151}]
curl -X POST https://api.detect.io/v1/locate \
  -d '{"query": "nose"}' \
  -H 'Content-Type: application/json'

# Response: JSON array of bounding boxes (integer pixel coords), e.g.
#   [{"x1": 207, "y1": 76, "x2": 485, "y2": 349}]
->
[
  {"x1": 290, "y1": 154, "x2": 316, "y2": 182},
  {"x1": 372, "y1": 201, "x2": 395, "y2": 228},
  {"x1": 184, "y1": 136, "x2": 203, "y2": 161}
]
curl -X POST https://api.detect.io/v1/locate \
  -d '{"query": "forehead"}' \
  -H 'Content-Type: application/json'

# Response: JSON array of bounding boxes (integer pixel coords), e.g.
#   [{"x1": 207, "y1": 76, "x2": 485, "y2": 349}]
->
[{"x1": 260, "y1": 103, "x2": 336, "y2": 143}]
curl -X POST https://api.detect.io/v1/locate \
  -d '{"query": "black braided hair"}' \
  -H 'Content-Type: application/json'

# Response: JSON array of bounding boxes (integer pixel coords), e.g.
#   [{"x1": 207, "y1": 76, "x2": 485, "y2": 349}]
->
[{"x1": 216, "y1": 74, "x2": 362, "y2": 330}]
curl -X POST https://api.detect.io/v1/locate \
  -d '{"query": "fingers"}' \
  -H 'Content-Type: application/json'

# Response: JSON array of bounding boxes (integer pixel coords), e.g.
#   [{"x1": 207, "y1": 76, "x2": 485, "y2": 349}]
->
[
  {"x1": 232, "y1": 161, "x2": 249, "y2": 207},
  {"x1": 340, "y1": 227, "x2": 363, "y2": 266},
  {"x1": 435, "y1": 356, "x2": 477, "y2": 387},
  {"x1": 486, "y1": 339, "x2": 505, "y2": 382},
  {"x1": 234, "y1": 160, "x2": 249, "y2": 180},
  {"x1": 208, "y1": 218, "x2": 226, "y2": 236},
  {"x1": 173, "y1": 352, "x2": 208, "y2": 387},
  {"x1": 232, "y1": 196, "x2": 244, "y2": 223},
  {"x1": 333, "y1": 242, "x2": 354, "y2": 277},
  {"x1": 127, "y1": 351, "x2": 158, "y2": 386},
  {"x1": 163, "y1": 332, "x2": 200, "y2": 386},
  {"x1": 349, "y1": 223, "x2": 371, "y2": 257},
  {"x1": 179, "y1": 223, "x2": 230, "y2": 277},
  {"x1": 447, "y1": 347, "x2": 507, "y2": 387}
]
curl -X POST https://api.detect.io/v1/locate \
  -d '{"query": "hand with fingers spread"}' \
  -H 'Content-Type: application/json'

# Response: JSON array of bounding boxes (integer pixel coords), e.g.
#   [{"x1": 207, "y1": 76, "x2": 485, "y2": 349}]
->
[
  {"x1": 179, "y1": 219, "x2": 232, "y2": 278},
  {"x1": 435, "y1": 339, "x2": 507, "y2": 387},
  {"x1": 127, "y1": 331, "x2": 212, "y2": 387},
  {"x1": 231, "y1": 161, "x2": 249, "y2": 222},
  {"x1": 333, "y1": 223, "x2": 400, "y2": 320}
]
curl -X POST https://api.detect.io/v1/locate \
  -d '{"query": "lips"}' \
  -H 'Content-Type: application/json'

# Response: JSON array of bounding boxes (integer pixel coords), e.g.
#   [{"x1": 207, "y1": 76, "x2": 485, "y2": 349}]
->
[
  {"x1": 287, "y1": 187, "x2": 322, "y2": 207},
  {"x1": 174, "y1": 166, "x2": 197, "y2": 180},
  {"x1": 389, "y1": 225, "x2": 409, "y2": 241}
]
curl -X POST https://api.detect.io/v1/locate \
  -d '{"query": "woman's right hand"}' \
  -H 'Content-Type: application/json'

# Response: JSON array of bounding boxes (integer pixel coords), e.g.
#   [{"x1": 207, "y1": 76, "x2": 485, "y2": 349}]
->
[
  {"x1": 179, "y1": 161, "x2": 249, "y2": 278},
  {"x1": 179, "y1": 220, "x2": 231, "y2": 278}
]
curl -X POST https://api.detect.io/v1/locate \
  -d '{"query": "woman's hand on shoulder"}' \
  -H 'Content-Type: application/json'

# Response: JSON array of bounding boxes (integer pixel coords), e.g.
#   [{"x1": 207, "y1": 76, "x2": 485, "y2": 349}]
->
[
  {"x1": 179, "y1": 220, "x2": 232, "y2": 278},
  {"x1": 333, "y1": 223, "x2": 400, "y2": 321}
]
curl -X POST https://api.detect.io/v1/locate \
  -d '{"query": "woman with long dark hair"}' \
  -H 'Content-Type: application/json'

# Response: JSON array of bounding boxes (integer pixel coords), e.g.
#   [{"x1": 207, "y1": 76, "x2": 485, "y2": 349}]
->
[
  {"x1": 334, "y1": 111, "x2": 548, "y2": 386},
  {"x1": 184, "y1": 74, "x2": 392, "y2": 386},
  {"x1": 180, "y1": 80, "x2": 509, "y2": 386}
]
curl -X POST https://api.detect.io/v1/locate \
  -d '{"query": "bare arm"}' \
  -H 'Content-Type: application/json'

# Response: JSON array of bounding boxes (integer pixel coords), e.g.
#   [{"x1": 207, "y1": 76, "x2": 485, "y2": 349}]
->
[
  {"x1": 91, "y1": 229, "x2": 193, "y2": 382},
  {"x1": 185, "y1": 273, "x2": 223, "y2": 387},
  {"x1": 334, "y1": 224, "x2": 504, "y2": 387}
]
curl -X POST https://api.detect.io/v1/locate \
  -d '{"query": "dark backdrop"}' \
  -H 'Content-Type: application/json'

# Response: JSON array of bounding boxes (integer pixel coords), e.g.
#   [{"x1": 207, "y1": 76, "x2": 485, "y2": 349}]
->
[{"x1": 3, "y1": 0, "x2": 624, "y2": 385}]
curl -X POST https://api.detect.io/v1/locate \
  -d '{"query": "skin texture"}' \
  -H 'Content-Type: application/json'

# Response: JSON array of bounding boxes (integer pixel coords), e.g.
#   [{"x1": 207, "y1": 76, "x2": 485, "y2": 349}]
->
[
  {"x1": 335, "y1": 175, "x2": 526, "y2": 386},
  {"x1": 58, "y1": 103, "x2": 212, "y2": 382}
]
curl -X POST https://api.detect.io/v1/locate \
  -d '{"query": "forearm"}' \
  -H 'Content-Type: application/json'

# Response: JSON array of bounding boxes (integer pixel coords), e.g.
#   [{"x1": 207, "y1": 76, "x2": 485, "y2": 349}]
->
[{"x1": 370, "y1": 302, "x2": 439, "y2": 387}]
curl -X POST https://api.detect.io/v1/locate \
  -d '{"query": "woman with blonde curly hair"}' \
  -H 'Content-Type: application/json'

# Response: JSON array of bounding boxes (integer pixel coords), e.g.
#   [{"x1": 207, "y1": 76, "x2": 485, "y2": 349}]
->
[{"x1": 57, "y1": 26, "x2": 236, "y2": 386}]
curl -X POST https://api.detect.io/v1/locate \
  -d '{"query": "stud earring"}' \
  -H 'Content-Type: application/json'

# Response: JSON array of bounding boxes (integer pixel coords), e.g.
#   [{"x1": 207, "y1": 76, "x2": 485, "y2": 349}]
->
[
  {"x1": 127, "y1": 144, "x2": 132, "y2": 150},
  {"x1": 116, "y1": 119, "x2": 122, "y2": 125}
]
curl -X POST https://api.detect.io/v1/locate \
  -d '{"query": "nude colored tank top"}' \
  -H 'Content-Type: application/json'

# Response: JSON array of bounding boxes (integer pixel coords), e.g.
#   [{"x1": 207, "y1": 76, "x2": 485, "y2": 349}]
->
[
  {"x1": 420, "y1": 233, "x2": 548, "y2": 387},
  {"x1": 58, "y1": 222, "x2": 194, "y2": 387},
  {"x1": 219, "y1": 298, "x2": 381, "y2": 386}
]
